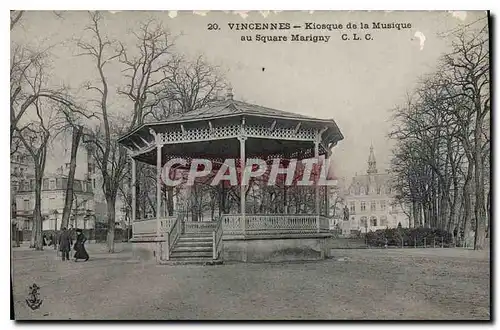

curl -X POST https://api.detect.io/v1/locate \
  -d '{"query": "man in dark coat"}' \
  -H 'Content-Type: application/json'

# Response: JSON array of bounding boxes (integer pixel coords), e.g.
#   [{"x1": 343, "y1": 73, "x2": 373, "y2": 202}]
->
[{"x1": 58, "y1": 227, "x2": 72, "y2": 261}]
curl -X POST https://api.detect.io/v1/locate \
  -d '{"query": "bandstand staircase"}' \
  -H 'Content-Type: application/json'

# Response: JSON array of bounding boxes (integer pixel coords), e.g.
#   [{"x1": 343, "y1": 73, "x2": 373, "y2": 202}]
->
[
  {"x1": 168, "y1": 233, "x2": 222, "y2": 265},
  {"x1": 162, "y1": 215, "x2": 224, "y2": 265}
]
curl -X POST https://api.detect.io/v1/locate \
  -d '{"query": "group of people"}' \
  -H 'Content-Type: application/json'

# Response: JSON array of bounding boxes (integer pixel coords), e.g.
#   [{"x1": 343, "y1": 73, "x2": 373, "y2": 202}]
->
[{"x1": 52, "y1": 227, "x2": 90, "y2": 262}]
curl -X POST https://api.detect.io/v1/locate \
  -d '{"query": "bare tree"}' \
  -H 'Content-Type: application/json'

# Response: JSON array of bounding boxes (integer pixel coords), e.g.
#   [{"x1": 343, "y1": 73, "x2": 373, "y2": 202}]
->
[
  {"x1": 15, "y1": 100, "x2": 60, "y2": 250},
  {"x1": 118, "y1": 19, "x2": 175, "y2": 128},
  {"x1": 10, "y1": 10, "x2": 24, "y2": 30},
  {"x1": 10, "y1": 44, "x2": 75, "y2": 146},
  {"x1": 77, "y1": 11, "x2": 126, "y2": 252},
  {"x1": 390, "y1": 21, "x2": 489, "y2": 250},
  {"x1": 443, "y1": 23, "x2": 490, "y2": 250}
]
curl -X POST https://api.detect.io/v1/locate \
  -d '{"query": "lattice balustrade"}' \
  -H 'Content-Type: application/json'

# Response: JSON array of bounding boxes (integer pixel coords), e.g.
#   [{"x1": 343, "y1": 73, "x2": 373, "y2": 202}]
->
[
  {"x1": 157, "y1": 124, "x2": 317, "y2": 146},
  {"x1": 160, "y1": 125, "x2": 240, "y2": 144},
  {"x1": 184, "y1": 221, "x2": 218, "y2": 234},
  {"x1": 246, "y1": 215, "x2": 318, "y2": 233},
  {"x1": 211, "y1": 125, "x2": 240, "y2": 139},
  {"x1": 221, "y1": 214, "x2": 326, "y2": 235},
  {"x1": 245, "y1": 125, "x2": 316, "y2": 141},
  {"x1": 135, "y1": 215, "x2": 328, "y2": 238},
  {"x1": 222, "y1": 215, "x2": 243, "y2": 235},
  {"x1": 160, "y1": 217, "x2": 177, "y2": 233}
]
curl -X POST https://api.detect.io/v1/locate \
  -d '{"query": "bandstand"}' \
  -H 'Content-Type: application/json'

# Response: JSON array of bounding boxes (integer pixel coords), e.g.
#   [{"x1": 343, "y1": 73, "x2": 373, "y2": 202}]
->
[{"x1": 117, "y1": 91, "x2": 344, "y2": 264}]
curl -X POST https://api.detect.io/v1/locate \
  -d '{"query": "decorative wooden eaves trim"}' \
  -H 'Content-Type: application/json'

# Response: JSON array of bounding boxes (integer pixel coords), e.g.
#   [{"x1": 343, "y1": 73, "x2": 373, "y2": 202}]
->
[{"x1": 129, "y1": 122, "x2": 326, "y2": 158}]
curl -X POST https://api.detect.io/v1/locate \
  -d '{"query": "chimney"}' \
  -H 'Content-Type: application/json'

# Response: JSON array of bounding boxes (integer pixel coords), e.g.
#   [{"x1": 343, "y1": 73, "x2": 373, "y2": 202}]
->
[{"x1": 226, "y1": 87, "x2": 233, "y2": 100}]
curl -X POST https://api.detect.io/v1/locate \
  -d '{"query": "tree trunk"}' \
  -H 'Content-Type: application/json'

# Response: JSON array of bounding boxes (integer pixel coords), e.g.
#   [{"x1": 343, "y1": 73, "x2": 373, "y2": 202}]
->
[
  {"x1": 31, "y1": 172, "x2": 44, "y2": 250},
  {"x1": 166, "y1": 186, "x2": 174, "y2": 216},
  {"x1": 61, "y1": 126, "x2": 83, "y2": 230},
  {"x1": 411, "y1": 201, "x2": 418, "y2": 228},
  {"x1": 474, "y1": 119, "x2": 487, "y2": 250},
  {"x1": 463, "y1": 162, "x2": 473, "y2": 238},
  {"x1": 283, "y1": 185, "x2": 287, "y2": 214},
  {"x1": 486, "y1": 187, "x2": 491, "y2": 237},
  {"x1": 106, "y1": 196, "x2": 116, "y2": 253}
]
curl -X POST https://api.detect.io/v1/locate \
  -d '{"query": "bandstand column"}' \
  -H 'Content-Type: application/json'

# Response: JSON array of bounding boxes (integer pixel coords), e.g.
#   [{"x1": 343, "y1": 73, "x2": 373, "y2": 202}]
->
[
  {"x1": 314, "y1": 140, "x2": 320, "y2": 233},
  {"x1": 131, "y1": 156, "x2": 136, "y2": 226},
  {"x1": 324, "y1": 148, "x2": 332, "y2": 217},
  {"x1": 239, "y1": 135, "x2": 247, "y2": 235},
  {"x1": 156, "y1": 134, "x2": 162, "y2": 237}
]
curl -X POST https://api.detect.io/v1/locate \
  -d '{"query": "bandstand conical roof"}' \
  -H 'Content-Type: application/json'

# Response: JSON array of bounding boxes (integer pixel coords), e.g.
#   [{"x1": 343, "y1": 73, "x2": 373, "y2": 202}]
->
[{"x1": 118, "y1": 96, "x2": 344, "y2": 165}]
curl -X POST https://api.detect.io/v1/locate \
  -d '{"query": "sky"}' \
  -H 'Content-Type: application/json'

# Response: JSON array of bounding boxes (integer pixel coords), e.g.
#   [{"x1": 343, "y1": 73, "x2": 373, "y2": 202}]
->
[{"x1": 10, "y1": 10, "x2": 487, "y2": 180}]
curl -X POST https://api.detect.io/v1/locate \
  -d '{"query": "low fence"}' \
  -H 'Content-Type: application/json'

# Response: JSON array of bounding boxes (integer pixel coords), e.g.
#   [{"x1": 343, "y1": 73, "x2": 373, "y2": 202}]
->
[
  {"x1": 330, "y1": 229, "x2": 484, "y2": 249},
  {"x1": 18, "y1": 228, "x2": 133, "y2": 243}
]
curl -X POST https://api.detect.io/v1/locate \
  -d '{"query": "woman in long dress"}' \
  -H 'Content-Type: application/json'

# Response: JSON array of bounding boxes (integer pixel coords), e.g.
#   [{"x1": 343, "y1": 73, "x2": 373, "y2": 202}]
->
[{"x1": 73, "y1": 229, "x2": 89, "y2": 262}]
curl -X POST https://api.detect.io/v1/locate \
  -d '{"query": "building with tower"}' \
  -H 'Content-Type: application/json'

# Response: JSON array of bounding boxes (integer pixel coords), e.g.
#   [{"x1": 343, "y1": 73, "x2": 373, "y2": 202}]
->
[{"x1": 339, "y1": 145, "x2": 410, "y2": 236}]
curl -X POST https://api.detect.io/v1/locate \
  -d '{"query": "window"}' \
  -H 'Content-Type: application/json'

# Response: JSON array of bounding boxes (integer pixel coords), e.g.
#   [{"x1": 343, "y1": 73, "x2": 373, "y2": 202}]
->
[
  {"x1": 360, "y1": 201, "x2": 366, "y2": 211},
  {"x1": 48, "y1": 197, "x2": 56, "y2": 208},
  {"x1": 349, "y1": 202, "x2": 355, "y2": 213},
  {"x1": 360, "y1": 187, "x2": 365, "y2": 195},
  {"x1": 43, "y1": 179, "x2": 49, "y2": 190},
  {"x1": 380, "y1": 200, "x2": 386, "y2": 211},
  {"x1": 93, "y1": 179, "x2": 96, "y2": 189},
  {"x1": 380, "y1": 216, "x2": 387, "y2": 226},
  {"x1": 20, "y1": 167, "x2": 24, "y2": 175},
  {"x1": 360, "y1": 216, "x2": 367, "y2": 227},
  {"x1": 371, "y1": 201, "x2": 376, "y2": 211},
  {"x1": 23, "y1": 220, "x2": 30, "y2": 230},
  {"x1": 49, "y1": 180, "x2": 56, "y2": 190},
  {"x1": 74, "y1": 180, "x2": 82, "y2": 191},
  {"x1": 13, "y1": 167, "x2": 18, "y2": 175},
  {"x1": 23, "y1": 181, "x2": 29, "y2": 191},
  {"x1": 370, "y1": 216, "x2": 377, "y2": 227},
  {"x1": 377, "y1": 187, "x2": 381, "y2": 194},
  {"x1": 23, "y1": 199, "x2": 30, "y2": 210}
]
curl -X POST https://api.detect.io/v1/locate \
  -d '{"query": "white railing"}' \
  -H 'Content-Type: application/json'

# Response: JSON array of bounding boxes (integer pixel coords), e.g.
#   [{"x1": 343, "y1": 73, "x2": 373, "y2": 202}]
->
[
  {"x1": 165, "y1": 216, "x2": 181, "y2": 261},
  {"x1": 133, "y1": 216, "x2": 177, "y2": 238},
  {"x1": 222, "y1": 214, "x2": 330, "y2": 235},
  {"x1": 134, "y1": 214, "x2": 330, "y2": 238},
  {"x1": 212, "y1": 219, "x2": 223, "y2": 260},
  {"x1": 319, "y1": 216, "x2": 330, "y2": 231},
  {"x1": 132, "y1": 219, "x2": 157, "y2": 237},
  {"x1": 221, "y1": 215, "x2": 243, "y2": 235},
  {"x1": 184, "y1": 221, "x2": 218, "y2": 235}
]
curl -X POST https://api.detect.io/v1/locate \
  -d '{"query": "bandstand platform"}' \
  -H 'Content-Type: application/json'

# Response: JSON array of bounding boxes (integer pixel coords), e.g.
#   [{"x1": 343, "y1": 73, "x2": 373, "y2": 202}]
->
[{"x1": 117, "y1": 92, "x2": 343, "y2": 264}]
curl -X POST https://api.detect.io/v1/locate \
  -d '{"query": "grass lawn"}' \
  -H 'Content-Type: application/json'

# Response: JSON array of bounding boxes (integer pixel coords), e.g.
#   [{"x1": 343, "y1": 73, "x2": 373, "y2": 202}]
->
[{"x1": 12, "y1": 243, "x2": 490, "y2": 320}]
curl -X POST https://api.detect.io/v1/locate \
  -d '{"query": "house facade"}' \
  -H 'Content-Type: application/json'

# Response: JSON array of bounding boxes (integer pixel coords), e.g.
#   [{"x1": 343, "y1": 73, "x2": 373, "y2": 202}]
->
[{"x1": 11, "y1": 141, "x2": 97, "y2": 233}]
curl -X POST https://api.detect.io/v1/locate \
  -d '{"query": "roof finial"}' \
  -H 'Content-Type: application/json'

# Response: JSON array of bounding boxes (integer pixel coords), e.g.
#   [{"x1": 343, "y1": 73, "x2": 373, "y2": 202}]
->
[{"x1": 226, "y1": 86, "x2": 233, "y2": 100}]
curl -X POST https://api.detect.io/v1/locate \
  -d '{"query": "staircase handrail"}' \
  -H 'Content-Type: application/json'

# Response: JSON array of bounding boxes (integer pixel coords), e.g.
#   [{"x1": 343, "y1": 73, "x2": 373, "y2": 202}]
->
[
  {"x1": 165, "y1": 213, "x2": 182, "y2": 261},
  {"x1": 212, "y1": 217, "x2": 223, "y2": 260}
]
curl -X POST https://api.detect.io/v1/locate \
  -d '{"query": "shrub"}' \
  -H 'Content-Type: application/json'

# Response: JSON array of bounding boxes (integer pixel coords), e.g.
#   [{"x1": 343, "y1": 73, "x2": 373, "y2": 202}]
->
[{"x1": 366, "y1": 227, "x2": 453, "y2": 247}]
